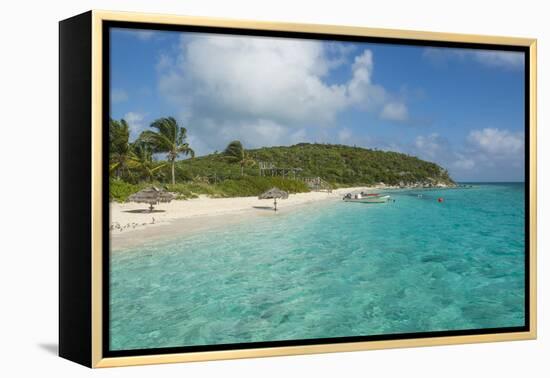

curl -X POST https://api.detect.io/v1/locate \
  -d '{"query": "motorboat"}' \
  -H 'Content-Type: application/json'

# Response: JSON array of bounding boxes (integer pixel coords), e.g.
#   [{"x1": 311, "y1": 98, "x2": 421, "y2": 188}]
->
[{"x1": 343, "y1": 192, "x2": 391, "y2": 203}]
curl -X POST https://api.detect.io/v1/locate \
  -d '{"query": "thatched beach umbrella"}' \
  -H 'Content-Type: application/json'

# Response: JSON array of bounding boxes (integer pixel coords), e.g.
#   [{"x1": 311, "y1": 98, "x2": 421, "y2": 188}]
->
[
  {"x1": 258, "y1": 187, "x2": 289, "y2": 211},
  {"x1": 128, "y1": 187, "x2": 175, "y2": 212}
]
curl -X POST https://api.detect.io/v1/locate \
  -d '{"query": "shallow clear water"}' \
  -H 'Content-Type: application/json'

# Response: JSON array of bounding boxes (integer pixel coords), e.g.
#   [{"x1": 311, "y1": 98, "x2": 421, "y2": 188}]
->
[{"x1": 110, "y1": 183, "x2": 525, "y2": 350}]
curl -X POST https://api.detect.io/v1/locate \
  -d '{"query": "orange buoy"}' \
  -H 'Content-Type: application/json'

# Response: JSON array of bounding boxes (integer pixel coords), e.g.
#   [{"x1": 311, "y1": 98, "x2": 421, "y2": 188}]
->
[{"x1": 438, "y1": 197, "x2": 444, "y2": 203}]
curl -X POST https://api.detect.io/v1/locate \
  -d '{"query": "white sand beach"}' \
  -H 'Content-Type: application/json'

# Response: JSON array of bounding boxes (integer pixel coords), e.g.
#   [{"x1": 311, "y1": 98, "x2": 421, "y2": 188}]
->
[{"x1": 110, "y1": 186, "x2": 381, "y2": 250}]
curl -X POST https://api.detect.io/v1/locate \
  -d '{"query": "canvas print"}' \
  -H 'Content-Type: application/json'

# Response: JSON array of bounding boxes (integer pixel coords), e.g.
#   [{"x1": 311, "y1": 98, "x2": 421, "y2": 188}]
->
[{"x1": 107, "y1": 27, "x2": 527, "y2": 353}]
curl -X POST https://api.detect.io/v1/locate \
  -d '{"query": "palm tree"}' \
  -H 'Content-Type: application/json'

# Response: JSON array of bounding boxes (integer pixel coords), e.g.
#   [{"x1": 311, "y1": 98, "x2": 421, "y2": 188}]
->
[
  {"x1": 138, "y1": 117, "x2": 194, "y2": 185},
  {"x1": 109, "y1": 118, "x2": 132, "y2": 179},
  {"x1": 129, "y1": 141, "x2": 167, "y2": 182},
  {"x1": 224, "y1": 140, "x2": 255, "y2": 176}
]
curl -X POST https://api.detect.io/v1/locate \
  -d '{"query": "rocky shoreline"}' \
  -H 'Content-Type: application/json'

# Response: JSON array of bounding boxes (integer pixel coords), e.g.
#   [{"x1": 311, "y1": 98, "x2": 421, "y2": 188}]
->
[{"x1": 375, "y1": 180, "x2": 458, "y2": 190}]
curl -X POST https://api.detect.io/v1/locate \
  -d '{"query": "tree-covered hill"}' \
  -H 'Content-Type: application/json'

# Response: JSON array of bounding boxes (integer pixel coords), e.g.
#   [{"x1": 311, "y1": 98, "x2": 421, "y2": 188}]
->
[
  {"x1": 176, "y1": 143, "x2": 455, "y2": 187},
  {"x1": 109, "y1": 116, "x2": 455, "y2": 202}
]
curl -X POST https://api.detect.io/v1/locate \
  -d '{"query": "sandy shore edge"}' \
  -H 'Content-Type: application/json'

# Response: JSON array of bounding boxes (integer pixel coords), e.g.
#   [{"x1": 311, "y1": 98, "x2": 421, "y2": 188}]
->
[{"x1": 110, "y1": 186, "x2": 380, "y2": 250}]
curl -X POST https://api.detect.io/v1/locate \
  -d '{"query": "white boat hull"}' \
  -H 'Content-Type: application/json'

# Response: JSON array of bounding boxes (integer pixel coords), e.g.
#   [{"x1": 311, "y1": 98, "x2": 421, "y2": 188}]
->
[{"x1": 343, "y1": 195, "x2": 391, "y2": 203}]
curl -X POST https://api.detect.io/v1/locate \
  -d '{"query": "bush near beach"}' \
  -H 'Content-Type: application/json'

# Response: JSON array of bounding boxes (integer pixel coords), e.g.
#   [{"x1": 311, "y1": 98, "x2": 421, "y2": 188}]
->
[{"x1": 110, "y1": 177, "x2": 310, "y2": 203}]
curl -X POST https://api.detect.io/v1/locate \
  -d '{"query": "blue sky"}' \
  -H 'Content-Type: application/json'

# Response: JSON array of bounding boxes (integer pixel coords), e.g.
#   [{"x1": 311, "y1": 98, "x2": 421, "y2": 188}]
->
[{"x1": 110, "y1": 28, "x2": 526, "y2": 182}]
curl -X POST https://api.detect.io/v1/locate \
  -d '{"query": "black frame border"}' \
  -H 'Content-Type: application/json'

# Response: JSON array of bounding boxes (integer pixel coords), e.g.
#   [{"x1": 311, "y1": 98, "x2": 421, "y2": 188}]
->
[{"x1": 102, "y1": 20, "x2": 531, "y2": 359}]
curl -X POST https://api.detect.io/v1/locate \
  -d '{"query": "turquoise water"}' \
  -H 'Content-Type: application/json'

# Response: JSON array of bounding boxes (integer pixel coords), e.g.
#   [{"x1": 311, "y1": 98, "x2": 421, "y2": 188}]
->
[{"x1": 110, "y1": 183, "x2": 525, "y2": 350}]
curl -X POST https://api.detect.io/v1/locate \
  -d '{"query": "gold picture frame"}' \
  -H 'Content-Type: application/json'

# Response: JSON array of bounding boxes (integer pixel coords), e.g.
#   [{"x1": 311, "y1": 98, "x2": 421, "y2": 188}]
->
[{"x1": 59, "y1": 10, "x2": 537, "y2": 368}]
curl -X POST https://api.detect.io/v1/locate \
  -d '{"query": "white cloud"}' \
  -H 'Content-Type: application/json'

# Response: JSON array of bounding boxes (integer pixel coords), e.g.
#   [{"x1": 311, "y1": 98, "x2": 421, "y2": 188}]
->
[
  {"x1": 289, "y1": 128, "x2": 308, "y2": 144},
  {"x1": 471, "y1": 51, "x2": 524, "y2": 69},
  {"x1": 414, "y1": 133, "x2": 448, "y2": 160},
  {"x1": 410, "y1": 127, "x2": 524, "y2": 181},
  {"x1": 381, "y1": 102, "x2": 409, "y2": 121},
  {"x1": 160, "y1": 35, "x2": 347, "y2": 124},
  {"x1": 133, "y1": 30, "x2": 156, "y2": 41},
  {"x1": 338, "y1": 128, "x2": 353, "y2": 143},
  {"x1": 179, "y1": 117, "x2": 310, "y2": 156},
  {"x1": 324, "y1": 42, "x2": 357, "y2": 70},
  {"x1": 157, "y1": 35, "x2": 408, "y2": 153},
  {"x1": 467, "y1": 128, "x2": 524, "y2": 156},
  {"x1": 219, "y1": 119, "x2": 289, "y2": 148},
  {"x1": 346, "y1": 51, "x2": 396, "y2": 113},
  {"x1": 452, "y1": 153, "x2": 475, "y2": 170},
  {"x1": 123, "y1": 112, "x2": 146, "y2": 139},
  {"x1": 423, "y1": 48, "x2": 524, "y2": 70},
  {"x1": 346, "y1": 50, "x2": 374, "y2": 104},
  {"x1": 115, "y1": 29, "x2": 158, "y2": 41},
  {"x1": 111, "y1": 88, "x2": 128, "y2": 103}
]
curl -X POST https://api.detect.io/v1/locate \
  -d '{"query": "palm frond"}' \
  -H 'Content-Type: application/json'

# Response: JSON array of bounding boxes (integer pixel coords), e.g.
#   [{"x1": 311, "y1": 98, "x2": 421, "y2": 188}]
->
[
  {"x1": 139, "y1": 117, "x2": 194, "y2": 184},
  {"x1": 109, "y1": 162, "x2": 120, "y2": 173},
  {"x1": 150, "y1": 163, "x2": 167, "y2": 172}
]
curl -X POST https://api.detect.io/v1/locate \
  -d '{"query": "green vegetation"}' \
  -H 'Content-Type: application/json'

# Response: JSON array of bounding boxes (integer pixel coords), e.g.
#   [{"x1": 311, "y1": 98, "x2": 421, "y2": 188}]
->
[
  {"x1": 109, "y1": 119, "x2": 169, "y2": 183},
  {"x1": 215, "y1": 177, "x2": 309, "y2": 197},
  {"x1": 110, "y1": 180, "x2": 146, "y2": 202},
  {"x1": 110, "y1": 177, "x2": 309, "y2": 202},
  {"x1": 223, "y1": 140, "x2": 255, "y2": 176},
  {"x1": 130, "y1": 140, "x2": 167, "y2": 182},
  {"x1": 109, "y1": 115, "x2": 455, "y2": 202},
  {"x1": 109, "y1": 119, "x2": 133, "y2": 179},
  {"x1": 177, "y1": 143, "x2": 455, "y2": 187},
  {"x1": 139, "y1": 117, "x2": 194, "y2": 185}
]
